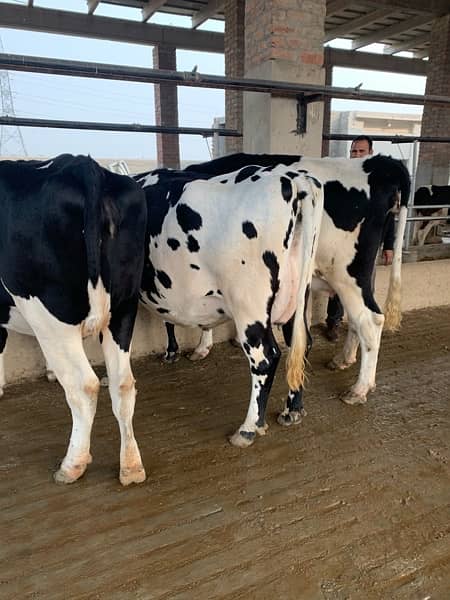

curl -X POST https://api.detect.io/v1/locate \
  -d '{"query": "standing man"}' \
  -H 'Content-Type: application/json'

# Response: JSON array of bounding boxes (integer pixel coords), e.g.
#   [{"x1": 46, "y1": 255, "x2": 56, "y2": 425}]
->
[{"x1": 324, "y1": 135, "x2": 395, "y2": 342}]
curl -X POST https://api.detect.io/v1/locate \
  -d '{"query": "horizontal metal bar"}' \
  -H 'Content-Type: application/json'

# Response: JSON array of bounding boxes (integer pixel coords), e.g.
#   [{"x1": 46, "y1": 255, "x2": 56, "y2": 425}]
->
[
  {"x1": 0, "y1": 115, "x2": 241, "y2": 137},
  {"x1": 406, "y1": 216, "x2": 449, "y2": 222},
  {"x1": 1, "y1": 53, "x2": 449, "y2": 106},
  {"x1": 410, "y1": 205, "x2": 450, "y2": 210},
  {"x1": 325, "y1": 133, "x2": 450, "y2": 143}
]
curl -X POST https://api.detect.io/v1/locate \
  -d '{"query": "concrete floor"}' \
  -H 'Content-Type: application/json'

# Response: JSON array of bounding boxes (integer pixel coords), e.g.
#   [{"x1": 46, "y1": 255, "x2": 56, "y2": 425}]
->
[{"x1": 1, "y1": 306, "x2": 449, "y2": 599}]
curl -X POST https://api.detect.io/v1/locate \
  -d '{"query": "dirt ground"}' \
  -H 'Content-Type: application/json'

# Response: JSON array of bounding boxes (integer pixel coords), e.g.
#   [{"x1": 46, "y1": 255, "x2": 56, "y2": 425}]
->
[{"x1": 1, "y1": 306, "x2": 449, "y2": 600}]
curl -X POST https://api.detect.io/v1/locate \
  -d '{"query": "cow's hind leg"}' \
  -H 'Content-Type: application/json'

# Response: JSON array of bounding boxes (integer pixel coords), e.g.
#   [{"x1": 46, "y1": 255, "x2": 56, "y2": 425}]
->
[
  {"x1": 230, "y1": 320, "x2": 281, "y2": 448},
  {"x1": 327, "y1": 323, "x2": 359, "y2": 371},
  {"x1": 163, "y1": 322, "x2": 179, "y2": 363},
  {"x1": 0, "y1": 326, "x2": 7, "y2": 398},
  {"x1": 277, "y1": 316, "x2": 307, "y2": 427},
  {"x1": 339, "y1": 290, "x2": 384, "y2": 405},
  {"x1": 102, "y1": 301, "x2": 145, "y2": 485},
  {"x1": 13, "y1": 297, "x2": 98, "y2": 483},
  {"x1": 189, "y1": 328, "x2": 213, "y2": 361}
]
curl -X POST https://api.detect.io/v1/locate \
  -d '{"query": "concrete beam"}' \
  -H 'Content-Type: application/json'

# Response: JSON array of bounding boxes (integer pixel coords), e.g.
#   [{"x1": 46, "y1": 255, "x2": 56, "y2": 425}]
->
[
  {"x1": 192, "y1": 0, "x2": 224, "y2": 29},
  {"x1": 142, "y1": 0, "x2": 167, "y2": 23},
  {"x1": 325, "y1": 47, "x2": 427, "y2": 76},
  {"x1": 0, "y1": 2, "x2": 224, "y2": 53},
  {"x1": 383, "y1": 32, "x2": 430, "y2": 54},
  {"x1": 352, "y1": 14, "x2": 434, "y2": 50},
  {"x1": 325, "y1": 8, "x2": 395, "y2": 42}
]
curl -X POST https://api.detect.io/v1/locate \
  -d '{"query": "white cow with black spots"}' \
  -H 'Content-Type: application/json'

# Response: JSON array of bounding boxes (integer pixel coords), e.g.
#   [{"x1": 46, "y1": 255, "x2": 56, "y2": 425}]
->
[
  {"x1": 154, "y1": 153, "x2": 411, "y2": 420},
  {"x1": 137, "y1": 168, "x2": 324, "y2": 447}
]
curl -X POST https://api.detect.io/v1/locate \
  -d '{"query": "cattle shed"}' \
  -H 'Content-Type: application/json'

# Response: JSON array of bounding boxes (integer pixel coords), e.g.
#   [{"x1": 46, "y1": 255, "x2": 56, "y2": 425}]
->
[{"x1": 1, "y1": 2, "x2": 450, "y2": 599}]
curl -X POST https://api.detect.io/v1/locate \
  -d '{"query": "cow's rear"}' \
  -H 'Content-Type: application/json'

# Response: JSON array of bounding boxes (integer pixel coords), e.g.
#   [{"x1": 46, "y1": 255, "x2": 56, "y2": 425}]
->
[{"x1": 0, "y1": 155, "x2": 147, "y2": 485}]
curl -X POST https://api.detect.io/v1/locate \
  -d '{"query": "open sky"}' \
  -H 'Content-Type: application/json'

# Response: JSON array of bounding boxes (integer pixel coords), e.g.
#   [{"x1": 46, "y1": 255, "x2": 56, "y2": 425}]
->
[{"x1": 0, "y1": 0, "x2": 426, "y2": 161}]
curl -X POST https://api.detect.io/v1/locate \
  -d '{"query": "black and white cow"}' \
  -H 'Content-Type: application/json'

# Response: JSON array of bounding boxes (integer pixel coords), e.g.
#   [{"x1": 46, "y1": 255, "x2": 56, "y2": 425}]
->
[
  {"x1": 0, "y1": 154, "x2": 147, "y2": 485},
  {"x1": 136, "y1": 166, "x2": 324, "y2": 447},
  {"x1": 412, "y1": 185, "x2": 450, "y2": 246},
  {"x1": 153, "y1": 153, "x2": 410, "y2": 419}
]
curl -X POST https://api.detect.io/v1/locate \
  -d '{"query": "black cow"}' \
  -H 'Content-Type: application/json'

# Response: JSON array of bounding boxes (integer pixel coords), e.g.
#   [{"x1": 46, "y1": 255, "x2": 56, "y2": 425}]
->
[
  {"x1": 412, "y1": 185, "x2": 450, "y2": 245},
  {"x1": 0, "y1": 154, "x2": 147, "y2": 485}
]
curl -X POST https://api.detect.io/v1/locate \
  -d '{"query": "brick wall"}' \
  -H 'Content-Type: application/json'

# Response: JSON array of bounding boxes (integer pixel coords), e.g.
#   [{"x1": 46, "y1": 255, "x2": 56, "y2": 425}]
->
[
  {"x1": 153, "y1": 45, "x2": 181, "y2": 169},
  {"x1": 418, "y1": 14, "x2": 450, "y2": 184},
  {"x1": 224, "y1": 0, "x2": 245, "y2": 154},
  {"x1": 245, "y1": 0, "x2": 325, "y2": 71}
]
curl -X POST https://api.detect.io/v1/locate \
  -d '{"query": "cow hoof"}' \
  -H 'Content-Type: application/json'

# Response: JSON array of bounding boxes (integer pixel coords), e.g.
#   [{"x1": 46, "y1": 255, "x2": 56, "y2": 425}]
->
[
  {"x1": 326, "y1": 358, "x2": 350, "y2": 371},
  {"x1": 100, "y1": 376, "x2": 109, "y2": 387},
  {"x1": 340, "y1": 391, "x2": 367, "y2": 405},
  {"x1": 277, "y1": 408, "x2": 307, "y2": 427},
  {"x1": 188, "y1": 349, "x2": 211, "y2": 362},
  {"x1": 54, "y1": 462, "x2": 89, "y2": 484},
  {"x1": 119, "y1": 465, "x2": 146, "y2": 486},
  {"x1": 163, "y1": 352, "x2": 179, "y2": 364},
  {"x1": 229, "y1": 337, "x2": 241, "y2": 349},
  {"x1": 46, "y1": 370, "x2": 57, "y2": 383},
  {"x1": 229, "y1": 430, "x2": 256, "y2": 448},
  {"x1": 256, "y1": 422, "x2": 269, "y2": 436}
]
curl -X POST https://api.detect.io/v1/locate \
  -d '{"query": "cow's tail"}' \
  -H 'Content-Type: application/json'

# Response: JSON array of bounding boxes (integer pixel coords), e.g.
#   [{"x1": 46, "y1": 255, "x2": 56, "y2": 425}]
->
[
  {"x1": 76, "y1": 156, "x2": 111, "y2": 337},
  {"x1": 384, "y1": 203, "x2": 408, "y2": 331},
  {"x1": 286, "y1": 176, "x2": 324, "y2": 391}
]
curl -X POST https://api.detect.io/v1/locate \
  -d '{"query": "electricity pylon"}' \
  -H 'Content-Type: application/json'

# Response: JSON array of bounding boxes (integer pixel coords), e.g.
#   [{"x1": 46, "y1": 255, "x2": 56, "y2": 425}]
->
[{"x1": 0, "y1": 35, "x2": 27, "y2": 156}]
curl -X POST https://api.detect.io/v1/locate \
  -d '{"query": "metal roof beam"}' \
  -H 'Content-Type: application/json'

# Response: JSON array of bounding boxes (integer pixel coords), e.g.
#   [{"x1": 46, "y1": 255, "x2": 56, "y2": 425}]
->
[
  {"x1": 0, "y1": 2, "x2": 224, "y2": 53},
  {"x1": 326, "y1": 1, "x2": 377, "y2": 16},
  {"x1": 352, "y1": 14, "x2": 434, "y2": 49},
  {"x1": 325, "y1": 8, "x2": 395, "y2": 42},
  {"x1": 192, "y1": 0, "x2": 224, "y2": 29},
  {"x1": 142, "y1": 1, "x2": 167, "y2": 22}
]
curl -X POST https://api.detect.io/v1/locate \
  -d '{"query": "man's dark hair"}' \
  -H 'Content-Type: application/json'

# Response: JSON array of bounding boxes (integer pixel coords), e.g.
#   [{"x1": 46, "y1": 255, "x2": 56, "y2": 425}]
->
[{"x1": 351, "y1": 135, "x2": 373, "y2": 151}]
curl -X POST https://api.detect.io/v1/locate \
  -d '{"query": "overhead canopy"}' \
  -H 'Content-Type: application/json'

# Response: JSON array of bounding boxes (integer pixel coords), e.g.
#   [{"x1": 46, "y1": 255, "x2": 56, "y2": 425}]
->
[{"x1": 4, "y1": 0, "x2": 450, "y2": 58}]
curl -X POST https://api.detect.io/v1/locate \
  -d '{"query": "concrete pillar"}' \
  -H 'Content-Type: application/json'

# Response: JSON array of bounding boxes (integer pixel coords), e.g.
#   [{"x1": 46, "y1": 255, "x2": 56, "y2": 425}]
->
[
  {"x1": 153, "y1": 44, "x2": 180, "y2": 169},
  {"x1": 243, "y1": 0, "x2": 326, "y2": 156},
  {"x1": 416, "y1": 15, "x2": 450, "y2": 187},
  {"x1": 224, "y1": 0, "x2": 245, "y2": 154}
]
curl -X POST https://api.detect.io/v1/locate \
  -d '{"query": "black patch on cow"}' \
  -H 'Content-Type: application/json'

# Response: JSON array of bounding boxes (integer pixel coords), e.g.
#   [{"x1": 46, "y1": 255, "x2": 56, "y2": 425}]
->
[
  {"x1": 280, "y1": 176, "x2": 293, "y2": 202},
  {"x1": 184, "y1": 152, "x2": 301, "y2": 177},
  {"x1": 187, "y1": 235, "x2": 200, "y2": 253},
  {"x1": 141, "y1": 257, "x2": 161, "y2": 302},
  {"x1": 157, "y1": 307, "x2": 170, "y2": 314},
  {"x1": 285, "y1": 171, "x2": 298, "y2": 179},
  {"x1": 262, "y1": 251, "x2": 280, "y2": 298},
  {"x1": 176, "y1": 203, "x2": 203, "y2": 234},
  {"x1": 235, "y1": 165, "x2": 261, "y2": 183},
  {"x1": 205, "y1": 290, "x2": 214, "y2": 296},
  {"x1": 242, "y1": 221, "x2": 258, "y2": 239},
  {"x1": 98, "y1": 331, "x2": 103, "y2": 345},
  {"x1": 167, "y1": 237, "x2": 180, "y2": 250},
  {"x1": 217, "y1": 308, "x2": 225, "y2": 315},
  {"x1": 190, "y1": 264, "x2": 200, "y2": 270},
  {"x1": 283, "y1": 219, "x2": 294, "y2": 249},
  {"x1": 241, "y1": 260, "x2": 245, "y2": 265},
  {"x1": 310, "y1": 176, "x2": 321, "y2": 188},
  {"x1": 324, "y1": 181, "x2": 369, "y2": 231},
  {"x1": 251, "y1": 175, "x2": 261, "y2": 182},
  {"x1": 220, "y1": 179, "x2": 228, "y2": 184},
  {"x1": 155, "y1": 242, "x2": 158, "y2": 248},
  {"x1": 217, "y1": 289, "x2": 222, "y2": 295},
  {"x1": 157, "y1": 270, "x2": 172, "y2": 289}
]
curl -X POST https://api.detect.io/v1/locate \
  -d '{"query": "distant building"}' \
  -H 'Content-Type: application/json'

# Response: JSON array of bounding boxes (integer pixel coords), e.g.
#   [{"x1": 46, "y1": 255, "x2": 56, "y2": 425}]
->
[{"x1": 329, "y1": 110, "x2": 422, "y2": 168}]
